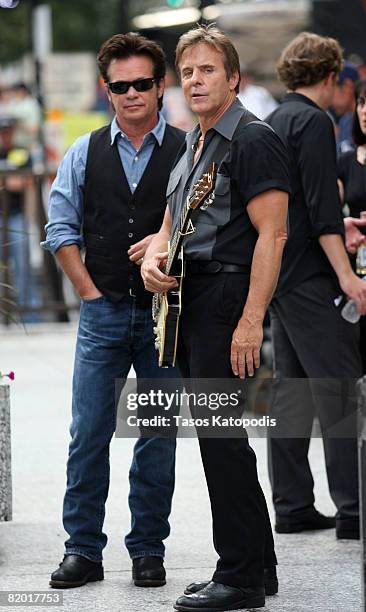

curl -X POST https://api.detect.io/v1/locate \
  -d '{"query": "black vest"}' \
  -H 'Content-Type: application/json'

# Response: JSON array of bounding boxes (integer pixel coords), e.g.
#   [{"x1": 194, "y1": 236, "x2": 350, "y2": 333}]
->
[{"x1": 83, "y1": 123, "x2": 185, "y2": 305}]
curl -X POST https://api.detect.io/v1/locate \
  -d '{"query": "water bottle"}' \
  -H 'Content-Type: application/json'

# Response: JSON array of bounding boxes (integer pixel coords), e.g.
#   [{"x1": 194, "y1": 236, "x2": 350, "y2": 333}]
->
[{"x1": 341, "y1": 275, "x2": 366, "y2": 323}]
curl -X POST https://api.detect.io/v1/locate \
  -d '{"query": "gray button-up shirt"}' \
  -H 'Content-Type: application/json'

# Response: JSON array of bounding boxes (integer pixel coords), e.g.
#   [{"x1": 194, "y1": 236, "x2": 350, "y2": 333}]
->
[{"x1": 167, "y1": 98, "x2": 290, "y2": 266}]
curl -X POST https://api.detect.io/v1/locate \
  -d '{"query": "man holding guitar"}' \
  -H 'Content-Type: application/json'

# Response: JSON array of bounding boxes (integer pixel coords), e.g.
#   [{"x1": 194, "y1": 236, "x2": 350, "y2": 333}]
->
[{"x1": 142, "y1": 25, "x2": 290, "y2": 611}]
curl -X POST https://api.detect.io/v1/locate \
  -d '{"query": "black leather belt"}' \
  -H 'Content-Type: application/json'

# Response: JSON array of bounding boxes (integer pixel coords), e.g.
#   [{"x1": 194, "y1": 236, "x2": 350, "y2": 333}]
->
[{"x1": 185, "y1": 260, "x2": 250, "y2": 274}]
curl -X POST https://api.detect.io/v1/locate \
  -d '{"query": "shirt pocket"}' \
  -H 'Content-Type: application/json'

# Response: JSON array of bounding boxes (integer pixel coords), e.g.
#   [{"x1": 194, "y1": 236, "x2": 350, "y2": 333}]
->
[
  {"x1": 197, "y1": 173, "x2": 231, "y2": 227},
  {"x1": 84, "y1": 234, "x2": 114, "y2": 261},
  {"x1": 166, "y1": 165, "x2": 182, "y2": 198}
]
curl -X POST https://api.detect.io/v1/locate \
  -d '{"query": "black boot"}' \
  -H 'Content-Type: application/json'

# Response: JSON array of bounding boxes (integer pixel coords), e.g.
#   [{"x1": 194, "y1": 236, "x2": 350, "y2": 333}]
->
[
  {"x1": 132, "y1": 556, "x2": 166, "y2": 587},
  {"x1": 184, "y1": 565, "x2": 278, "y2": 597},
  {"x1": 275, "y1": 508, "x2": 335, "y2": 534},
  {"x1": 50, "y1": 554, "x2": 104, "y2": 589},
  {"x1": 175, "y1": 581, "x2": 265, "y2": 611}
]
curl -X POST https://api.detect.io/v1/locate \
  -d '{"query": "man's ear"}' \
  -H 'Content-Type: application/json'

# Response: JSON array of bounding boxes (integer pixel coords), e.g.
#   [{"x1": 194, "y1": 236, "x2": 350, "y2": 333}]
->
[
  {"x1": 325, "y1": 71, "x2": 336, "y2": 87},
  {"x1": 157, "y1": 77, "x2": 165, "y2": 100},
  {"x1": 229, "y1": 70, "x2": 239, "y2": 92}
]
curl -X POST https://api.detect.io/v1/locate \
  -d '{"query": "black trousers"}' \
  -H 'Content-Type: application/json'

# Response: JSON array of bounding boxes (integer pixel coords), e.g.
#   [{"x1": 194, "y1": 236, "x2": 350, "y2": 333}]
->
[
  {"x1": 268, "y1": 275, "x2": 361, "y2": 526},
  {"x1": 177, "y1": 272, "x2": 277, "y2": 588},
  {"x1": 360, "y1": 315, "x2": 366, "y2": 373}
]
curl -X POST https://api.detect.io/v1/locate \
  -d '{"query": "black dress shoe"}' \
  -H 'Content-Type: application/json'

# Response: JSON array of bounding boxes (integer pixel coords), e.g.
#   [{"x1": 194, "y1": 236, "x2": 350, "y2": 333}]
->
[
  {"x1": 275, "y1": 508, "x2": 335, "y2": 534},
  {"x1": 184, "y1": 565, "x2": 278, "y2": 597},
  {"x1": 132, "y1": 556, "x2": 166, "y2": 587},
  {"x1": 336, "y1": 517, "x2": 360, "y2": 540},
  {"x1": 49, "y1": 554, "x2": 104, "y2": 589},
  {"x1": 174, "y1": 581, "x2": 265, "y2": 611}
]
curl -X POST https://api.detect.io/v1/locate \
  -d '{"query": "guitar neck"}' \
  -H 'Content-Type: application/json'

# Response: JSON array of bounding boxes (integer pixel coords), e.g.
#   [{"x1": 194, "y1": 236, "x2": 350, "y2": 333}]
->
[
  {"x1": 164, "y1": 162, "x2": 216, "y2": 276},
  {"x1": 164, "y1": 201, "x2": 192, "y2": 276}
]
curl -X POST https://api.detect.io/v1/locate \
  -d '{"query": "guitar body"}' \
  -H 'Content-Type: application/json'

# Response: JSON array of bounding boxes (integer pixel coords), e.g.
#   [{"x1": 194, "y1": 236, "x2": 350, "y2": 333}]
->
[{"x1": 153, "y1": 254, "x2": 184, "y2": 367}]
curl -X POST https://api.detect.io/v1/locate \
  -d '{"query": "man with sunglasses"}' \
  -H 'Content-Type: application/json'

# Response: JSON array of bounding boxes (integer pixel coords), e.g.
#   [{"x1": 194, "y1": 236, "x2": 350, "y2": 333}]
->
[{"x1": 42, "y1": 33, "x2": 185, "y2": 589}]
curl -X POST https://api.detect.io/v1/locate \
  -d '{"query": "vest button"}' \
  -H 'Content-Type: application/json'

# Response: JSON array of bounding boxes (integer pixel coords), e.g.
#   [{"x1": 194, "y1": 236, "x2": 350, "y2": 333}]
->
[
  {"x1": 128, "y1": 232, "x2": 133, "y2": 238},
  {"x1": 129, "y1": 218, "x2": 134, "y2": 224},
  {"x1": 130, "y1": 205, "x2": 136, "y2": 210}
]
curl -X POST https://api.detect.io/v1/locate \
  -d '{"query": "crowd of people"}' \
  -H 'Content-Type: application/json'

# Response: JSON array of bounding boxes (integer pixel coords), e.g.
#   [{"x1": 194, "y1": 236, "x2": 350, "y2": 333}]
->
[
  {"x1": 0, "y1": 83, "x2": 42, "y2": 320},
  {"x1": 37, "y1": 24, "x2": 366, "y2": 612}
]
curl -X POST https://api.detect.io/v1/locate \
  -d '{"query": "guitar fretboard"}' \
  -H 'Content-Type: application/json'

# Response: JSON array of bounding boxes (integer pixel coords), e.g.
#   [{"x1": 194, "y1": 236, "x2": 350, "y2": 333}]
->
[
  {"x1": 164, "y1": 197, "x2": 192, "y2": 276},
  {"x1": 164, "y1": 163, "x2": 216, "y2": 277}
]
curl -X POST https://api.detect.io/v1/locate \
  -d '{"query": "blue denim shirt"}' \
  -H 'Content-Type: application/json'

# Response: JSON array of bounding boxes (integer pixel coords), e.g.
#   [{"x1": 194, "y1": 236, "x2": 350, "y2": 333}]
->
[{"x1": 41, "y1": 113, "x2": 166, "y2": 253}]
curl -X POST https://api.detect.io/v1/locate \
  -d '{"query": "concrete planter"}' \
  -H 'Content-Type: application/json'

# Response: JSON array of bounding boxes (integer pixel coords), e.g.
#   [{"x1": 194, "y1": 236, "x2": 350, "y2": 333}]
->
[{"x1": 0, "y1": 384, "x2": 12, "y2": 521}]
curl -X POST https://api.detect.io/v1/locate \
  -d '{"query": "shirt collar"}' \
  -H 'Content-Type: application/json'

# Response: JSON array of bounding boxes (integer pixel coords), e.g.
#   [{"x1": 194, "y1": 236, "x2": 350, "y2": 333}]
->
[
  {"x1": 213, "y1": 97, "x2": 247, "y2": 140},
  {"x1": 110, "y1": 112, "x2": 166, "y2": 146},
  {"x1": 185, "y1": 97, "x2": 246, "y2": 150},
  {"x1": 282, "y1": 92, "x2": 321, "y2": 110}
]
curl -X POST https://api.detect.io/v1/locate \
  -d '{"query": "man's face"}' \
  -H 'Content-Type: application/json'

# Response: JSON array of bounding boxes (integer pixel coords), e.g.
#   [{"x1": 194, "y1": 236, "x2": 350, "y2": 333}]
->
[
  {"x1": 179, "y1": 43, "x2": 238, "y2": 120},
  {"x1": 106, "y1": 55, "x2": 164, "y2": 127},
  {"x1": 0, "y1": 126, "x2": 16, "y2": 150},
  {"x1": 357, "y1": 92, "x2": 366, "y2": 136}
]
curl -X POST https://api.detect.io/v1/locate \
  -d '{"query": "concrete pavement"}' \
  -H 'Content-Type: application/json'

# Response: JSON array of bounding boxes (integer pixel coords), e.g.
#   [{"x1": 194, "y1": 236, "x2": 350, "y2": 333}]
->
[{"x1": 0, "y1": 323, "x2": 361, "y2": 611}]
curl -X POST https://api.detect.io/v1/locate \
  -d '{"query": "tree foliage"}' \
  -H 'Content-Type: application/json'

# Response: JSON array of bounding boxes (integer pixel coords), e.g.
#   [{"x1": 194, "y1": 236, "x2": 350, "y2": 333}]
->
[
  {"x1": 0, "y1": 2, "x2": 30, "y2": 64},
  {"x1": 0, "y1": 0, "x2": 131, "y2": 65}
]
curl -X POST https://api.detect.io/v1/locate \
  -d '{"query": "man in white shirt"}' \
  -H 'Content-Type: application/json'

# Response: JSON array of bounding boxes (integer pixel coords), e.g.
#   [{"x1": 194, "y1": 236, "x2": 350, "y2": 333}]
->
[{"x1": 238, "y1": 64, "x2": 278, "y2": 120}]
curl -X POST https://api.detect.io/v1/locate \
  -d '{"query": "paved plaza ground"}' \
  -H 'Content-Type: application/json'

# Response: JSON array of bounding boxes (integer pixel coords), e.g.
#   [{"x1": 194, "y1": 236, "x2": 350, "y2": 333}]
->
[{"x1": 0, "y1": 324, "x2": 362, "y2": 611}]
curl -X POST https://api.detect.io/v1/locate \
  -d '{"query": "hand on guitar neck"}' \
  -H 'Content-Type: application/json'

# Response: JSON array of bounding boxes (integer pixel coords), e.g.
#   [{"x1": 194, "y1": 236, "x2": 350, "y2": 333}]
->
[{"x1": 141, "y1": 251, "x2": 178, "y2": 294}]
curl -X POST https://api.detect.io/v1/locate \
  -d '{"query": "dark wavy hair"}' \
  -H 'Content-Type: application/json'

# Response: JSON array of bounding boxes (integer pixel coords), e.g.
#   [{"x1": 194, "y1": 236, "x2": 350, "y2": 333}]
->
[
  {"x1": 97, "y1": 32, "x2": 166, "y2": 110},
  {"x1": 352, "y1": 80, "x2": 366, "y2": 146},
  {"x1": 277, "y1": 31, "x2": 343, "y2": 90}
]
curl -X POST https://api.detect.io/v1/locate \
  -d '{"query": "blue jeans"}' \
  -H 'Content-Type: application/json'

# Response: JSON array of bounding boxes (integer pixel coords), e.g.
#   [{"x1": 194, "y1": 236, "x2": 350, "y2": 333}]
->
[{"x1": 63, "y1": 295, "x2": 178, "y2": 561}]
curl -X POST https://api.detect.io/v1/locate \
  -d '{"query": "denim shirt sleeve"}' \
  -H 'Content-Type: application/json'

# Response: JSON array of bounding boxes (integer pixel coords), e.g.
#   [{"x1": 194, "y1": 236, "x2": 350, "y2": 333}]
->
[{"x1": 40, "y1": 133, "x2": 90, "y2": 253}]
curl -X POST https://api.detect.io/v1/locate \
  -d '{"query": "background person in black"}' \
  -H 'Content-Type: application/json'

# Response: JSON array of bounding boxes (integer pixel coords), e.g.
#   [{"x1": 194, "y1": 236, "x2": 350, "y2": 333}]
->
[
  {"x1": 338, "y1": 79, "x2": 366, "y2": 370},
  {"x1": 142, "y1": 25, "x2": 290, "y2": 612},
  {"x1": 266, "y1": 32, "x2": 366, "y2": 541}
]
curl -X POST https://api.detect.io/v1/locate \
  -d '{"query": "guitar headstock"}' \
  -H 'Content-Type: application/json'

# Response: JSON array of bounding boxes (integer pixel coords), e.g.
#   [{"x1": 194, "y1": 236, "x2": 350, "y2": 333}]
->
[{"x1": 189, "y1": 162, "x2": 217, "y2": 210}]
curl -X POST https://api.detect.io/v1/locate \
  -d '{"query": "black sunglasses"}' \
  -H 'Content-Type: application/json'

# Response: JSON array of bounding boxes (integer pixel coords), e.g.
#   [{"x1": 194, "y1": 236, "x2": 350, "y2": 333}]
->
[{"x1": 107, "y1": 77, "x2": 157, "y2": 95}]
